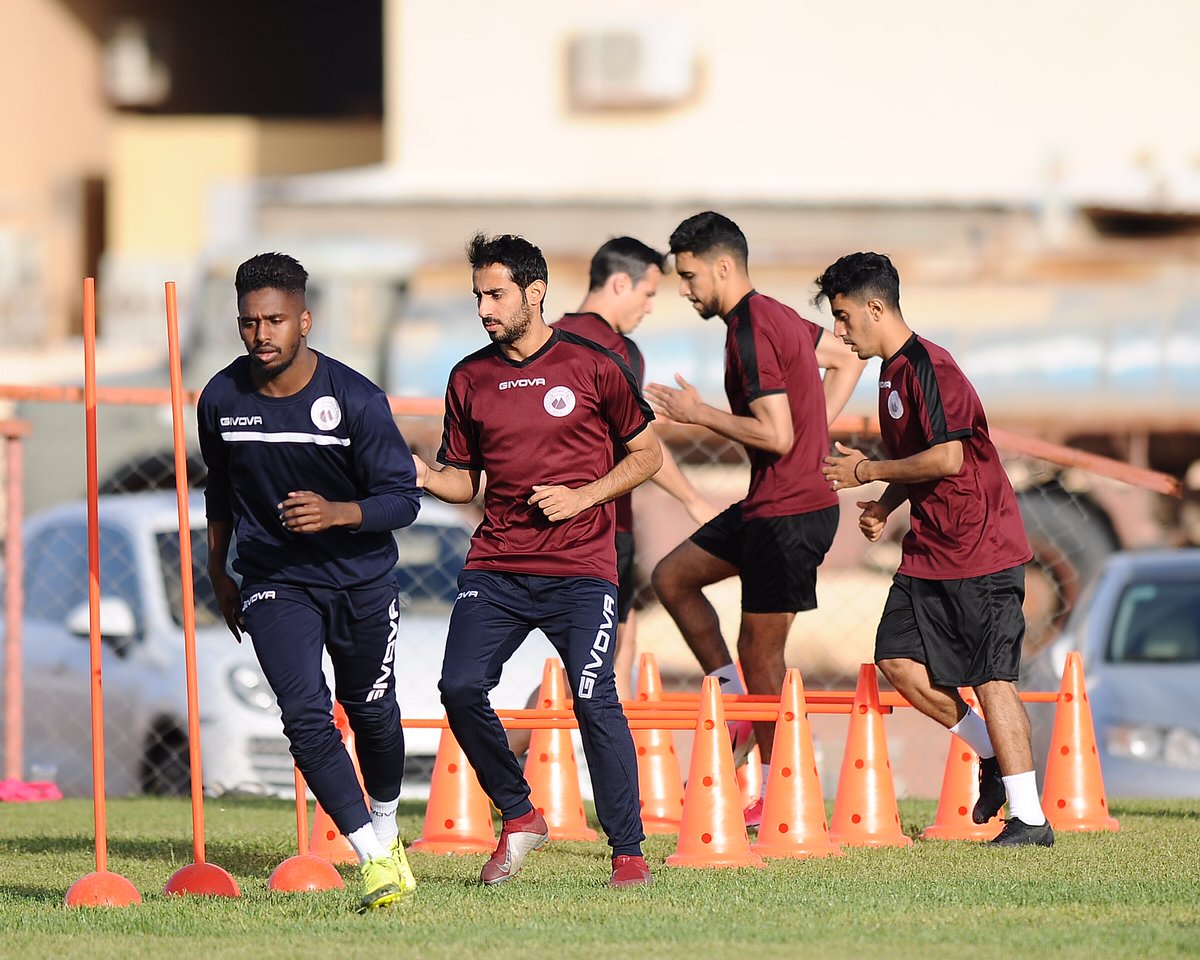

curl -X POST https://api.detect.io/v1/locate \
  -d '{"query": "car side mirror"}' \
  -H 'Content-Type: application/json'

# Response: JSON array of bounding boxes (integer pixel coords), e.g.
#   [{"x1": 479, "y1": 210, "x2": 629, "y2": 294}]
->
[{"x1": 66, "y1": 598, "x2": 138, "y2": 655}]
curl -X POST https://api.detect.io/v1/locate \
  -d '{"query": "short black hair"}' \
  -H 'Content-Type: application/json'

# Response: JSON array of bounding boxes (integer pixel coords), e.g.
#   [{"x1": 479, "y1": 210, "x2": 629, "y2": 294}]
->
[
  {"x1": 587, "y1": 237, "x2": 665, "y2": 292},
  {"x1": 668, "y1": 211, "x2": 748, "y2": 268},
  {"x1": 466, "y1": 233, "x2": 548, "y2": 293},
  {"x1": 812, "y1": 252, "x2": 901, "y2": 311},
  {"x1": 235, "y1": 252, "x2": 308, "y2": 300}
]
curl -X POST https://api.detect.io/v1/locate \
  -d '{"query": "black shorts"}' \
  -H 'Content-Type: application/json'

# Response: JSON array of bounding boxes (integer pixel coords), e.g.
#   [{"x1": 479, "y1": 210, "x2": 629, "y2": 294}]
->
[
  {"x1": 615, "y1": 531, "x2": 635, "y2": 625},
  {"x1": 875, "y1": 565, "x2": 1026, "y2": 687},
  {"x1": 689, "y1": 502, "x2": 839, "y2": 614}
]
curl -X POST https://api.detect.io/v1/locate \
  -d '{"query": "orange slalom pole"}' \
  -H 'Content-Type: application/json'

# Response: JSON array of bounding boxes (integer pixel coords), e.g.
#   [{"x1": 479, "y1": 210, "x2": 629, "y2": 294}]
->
[
  {"x1": 3, "y1": 427, "x2": 27, "y2": 781},
  {"x1": 64, "y1": 279, "x2": 140, "y2": 908},
  {"x1": 651, "y1": 690, "x2": 1057, "y2": 706},
  {"x1": 162, "y1": 282, "x2": 239, "y2": 898}
]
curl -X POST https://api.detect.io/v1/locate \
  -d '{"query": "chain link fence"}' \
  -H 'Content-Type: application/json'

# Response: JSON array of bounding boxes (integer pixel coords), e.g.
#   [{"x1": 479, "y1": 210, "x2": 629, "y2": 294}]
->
[{"x1": 0, "y1": 395, "x2": 1149, "y2": 799}]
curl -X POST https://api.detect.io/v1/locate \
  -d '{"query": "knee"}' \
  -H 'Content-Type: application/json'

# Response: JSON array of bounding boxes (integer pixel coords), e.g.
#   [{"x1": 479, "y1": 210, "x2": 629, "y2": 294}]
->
[
  {"x1": 340, "y1": 697, "x2": 400, "y2": 740},
  {"x1": 651, "y1": 557, "x2": 684, "y2": 604},
  {"x1": 876, "y1": 657, "x2": 909, "y2": 689},
  {"x1": 439, "y1": 671, "x2": 487, "y2": 710}
]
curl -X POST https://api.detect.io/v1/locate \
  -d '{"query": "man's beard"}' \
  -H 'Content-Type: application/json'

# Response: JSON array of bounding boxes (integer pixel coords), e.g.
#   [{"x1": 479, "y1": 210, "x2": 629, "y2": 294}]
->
[
  {"x1": 697, "y1": 295, "x2": 722, "y2": 320},
  {"x1": 489, "y1": 300, "x2": 534, "y2": 344},
  {"x1": 251, "y1": 348, "x2": 296, "y2": 380}
]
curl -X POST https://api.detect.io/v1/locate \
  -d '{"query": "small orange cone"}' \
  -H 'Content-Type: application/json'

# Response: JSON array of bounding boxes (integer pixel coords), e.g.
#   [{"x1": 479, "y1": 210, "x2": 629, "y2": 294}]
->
[
  {"x1": 631, "y1": 653, "x2": 684, "y2": 834},
  {"x1": 308, "y1": 703, "x2": 363, "y2": 864},
  {"x1": 665, "y1": 676, "x2": 764, "y2": 869},
  {"x1": 829, "y1": 664, "x2": 912, "y2": 847},
  {"x1": 410, "y1": 725, "x2": 496, "y2": 854},
  {"x1": 1042, "y1": 652, "x2": 1119, "y2": 832},
  {"x1": 919, "y1": 735, "x2": 1004, "y2": 841},
  {"x1": 270, "y1": 768, "x2": 345, "y2": 892},
  {"x1": 752, "y1": 669, "x2": 842, "y2": 858},
  {"x1": 524, "y1": 659, "x2": 598, "y2": 841}
]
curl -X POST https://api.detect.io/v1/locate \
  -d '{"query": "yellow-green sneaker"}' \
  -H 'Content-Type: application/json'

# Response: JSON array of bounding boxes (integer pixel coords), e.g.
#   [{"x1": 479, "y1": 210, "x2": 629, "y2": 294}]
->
[
  {"x1": 389, "y1": 838, "x2": 417, "y2": 896},
  {"x1": 359, "y1": 854, "x2": 403, "y2": 912}
]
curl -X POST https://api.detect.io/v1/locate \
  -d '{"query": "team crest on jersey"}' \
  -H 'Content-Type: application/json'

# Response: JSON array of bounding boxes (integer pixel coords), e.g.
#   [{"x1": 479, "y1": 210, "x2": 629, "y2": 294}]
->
[
  {"x1": 310, "y1": 396, "x2": 342, "y2": 430},
  {"x1": 887, "y1": 390, "x2": 904, "y2": 420},
  {"x1": 543, "y1": 386, "x2": 576, "y2": 418}
]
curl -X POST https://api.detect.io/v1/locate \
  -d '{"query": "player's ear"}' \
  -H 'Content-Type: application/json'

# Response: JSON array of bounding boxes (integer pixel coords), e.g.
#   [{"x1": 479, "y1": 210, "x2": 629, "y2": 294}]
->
[
  {"x1": 867, "y1": 297, "x2": 885, "y2": 322},
  {"x1": 525, "y1": 279, "x2": 547, "y2": 310},
  {"x1": 611, "y1": 272, "x2": 630, "y2": 296},
  {"x1": 300, "y1": 309, "x2": 313, "y2": 338}
]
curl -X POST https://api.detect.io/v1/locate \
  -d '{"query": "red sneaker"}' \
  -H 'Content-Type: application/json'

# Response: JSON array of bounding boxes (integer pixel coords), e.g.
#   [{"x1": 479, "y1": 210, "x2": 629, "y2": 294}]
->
[
  {"x1": 480, "y1": 809, "x2": 549, "y2": 885},
  {"x1": 743, "y1": 796, "x2": 764, "y2": 829},
  {"x1": 609, "y1": 855, "x2": 652, "y2": 888}
]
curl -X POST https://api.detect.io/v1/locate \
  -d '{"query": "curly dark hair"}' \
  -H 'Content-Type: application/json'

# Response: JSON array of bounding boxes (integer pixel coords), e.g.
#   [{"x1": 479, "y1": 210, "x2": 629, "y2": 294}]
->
[
  {"x1": 234, "y1": 252, "x2": 308, "y2": 299},
  {"x1": 668, "y1": 212, "x2": 748, "y2": 268},
  {"x1": 813, "y1": 252, "x2": 901, "y2": 311},
  {"x1": 466, "y1": 233, "x2": 548, "y2": 293}
]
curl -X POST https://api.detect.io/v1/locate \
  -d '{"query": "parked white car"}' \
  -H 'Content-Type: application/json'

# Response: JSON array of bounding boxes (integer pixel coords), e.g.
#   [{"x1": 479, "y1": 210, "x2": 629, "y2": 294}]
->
[
  {"x1": 4, "y1": 491, "x2": 557, "y2": 798},
  {"x1": 1025, "y1": 548, "x2": 1200, "y2": 797}
]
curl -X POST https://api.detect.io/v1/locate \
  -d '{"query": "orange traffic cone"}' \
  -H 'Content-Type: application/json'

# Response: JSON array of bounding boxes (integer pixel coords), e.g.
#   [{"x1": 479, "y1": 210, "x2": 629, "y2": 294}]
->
[
  {"x1": 919, "y1": 735, "x2": 1004, "y2": 841},
  {"x1": 1042, "y1": 652, "x2": 1119, "y2": 832},
  {"x1": 829, "y1": 664, "x2": 912, "y2": 847},
  {"x1": 524, "y1": 659, "x2": 598, "y2": 841},
  {"x1": 410, "y1": 725, "x2": 496, "y2": 854},
  {"x1": 631, "y1": 653, "x2": 684, "y2": 834},
  {"x1": 752, "y1": 669, "x2": 842, "y2": 858},
  {"x1": 308, "y1": 703, "x2": 362, "y2": 864},
  {"x1": 665, "y1": 676, "x2": 764, "y2": 868}
]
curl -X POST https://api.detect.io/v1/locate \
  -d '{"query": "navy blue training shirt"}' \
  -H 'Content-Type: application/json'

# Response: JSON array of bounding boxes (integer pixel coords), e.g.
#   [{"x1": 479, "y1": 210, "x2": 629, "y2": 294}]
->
[{"x1": 198, "y1": 351, "x2": 421, "y2": 590}]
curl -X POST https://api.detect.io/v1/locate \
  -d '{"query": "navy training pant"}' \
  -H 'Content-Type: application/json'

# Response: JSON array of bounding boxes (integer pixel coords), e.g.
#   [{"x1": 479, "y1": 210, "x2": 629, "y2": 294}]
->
[
  {"x1": 439, "y1": 570, "x2": 645, "y2": 857},
  {"x1": 240, "y1": 579, "x2": 404, "y2": 836}
]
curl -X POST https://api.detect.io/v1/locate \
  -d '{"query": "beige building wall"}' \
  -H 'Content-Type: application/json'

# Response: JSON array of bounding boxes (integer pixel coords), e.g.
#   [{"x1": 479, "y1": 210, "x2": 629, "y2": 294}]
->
[
  {"x1": 0, "y1": 0, "x2": 109, "y2": 342},
  {"x1": 108, "y1": 116, "x2": 385, "y2": 255},
  {"x1": 385, "y1": 0, "x2": 1200, "y2": 203}
]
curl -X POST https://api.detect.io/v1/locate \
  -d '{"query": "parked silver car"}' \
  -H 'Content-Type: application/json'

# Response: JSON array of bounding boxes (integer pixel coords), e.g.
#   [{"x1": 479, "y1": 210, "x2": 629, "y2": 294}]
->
[
  {"x1": 4, "y1": 491, "x2": 556, "y2": 797},
  {"x1": 1025, "y1": 548, "x2": 1200, "y2": 797}
]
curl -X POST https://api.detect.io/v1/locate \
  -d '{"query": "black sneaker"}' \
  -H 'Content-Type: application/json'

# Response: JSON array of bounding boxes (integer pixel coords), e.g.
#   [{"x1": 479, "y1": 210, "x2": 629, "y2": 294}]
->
[
  {"x1": 972, "y1": 756, "x2": 1006, "y2": 824},
  {"x1": 987, "y1": 817, "x2": 1055, "y2": 847}
]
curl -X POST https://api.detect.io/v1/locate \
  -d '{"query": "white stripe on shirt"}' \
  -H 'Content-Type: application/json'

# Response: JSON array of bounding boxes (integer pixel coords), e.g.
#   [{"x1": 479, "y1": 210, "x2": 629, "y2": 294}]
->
[{"x1": 220, "y1": 431, "x2": 352, "y2": 446}]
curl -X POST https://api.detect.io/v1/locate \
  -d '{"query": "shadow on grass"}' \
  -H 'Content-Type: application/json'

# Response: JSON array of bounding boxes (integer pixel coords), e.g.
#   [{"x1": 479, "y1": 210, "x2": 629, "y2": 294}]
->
[
  {"x1": 0, "y1": 836, "x2": 283, "y2": 875},
  {"x1": 0, "y1": 883, "x2": 72, "y2": 904}
]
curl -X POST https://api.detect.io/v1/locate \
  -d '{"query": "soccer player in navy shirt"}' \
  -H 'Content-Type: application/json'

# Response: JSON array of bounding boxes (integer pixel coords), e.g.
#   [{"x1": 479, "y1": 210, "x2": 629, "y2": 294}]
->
[
  {"x1": 197, "y1": 252, "x2": 425, "y2": 909},
  {"x1": 647, "y1": 212, "x2": 866, "y2": 827},
  {"x1": 818, "y1": 251, "x2": 1053, "y2": 847},
  {"x1": 414, "y1": 233, "x2": 661, "y2": 888}
]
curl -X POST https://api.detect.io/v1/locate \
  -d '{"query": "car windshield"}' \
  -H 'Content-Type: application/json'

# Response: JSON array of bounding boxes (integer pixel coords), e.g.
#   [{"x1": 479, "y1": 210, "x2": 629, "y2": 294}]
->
[
  {"x1": 393, "y1": 522, "x2": 471, "y2": 615},
  {"x1": 1107, "y1": 580, "x2": 1200, "y2": 663},
  {"x1": 153, "y1": 522, "x2": 471, "y2": 627},
  {"x1": 156, "y1": 529, "x2": 224, "y2": 628}
]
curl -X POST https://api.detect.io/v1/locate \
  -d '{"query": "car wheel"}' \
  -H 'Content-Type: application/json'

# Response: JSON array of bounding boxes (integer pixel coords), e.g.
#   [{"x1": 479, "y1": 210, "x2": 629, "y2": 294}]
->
[
  {"x1": 141, "y1": 726, "x2": 190, "y2": 796},
  {"x1": 1017, "y1": 481, "x2": 1119, "y2": 663}
]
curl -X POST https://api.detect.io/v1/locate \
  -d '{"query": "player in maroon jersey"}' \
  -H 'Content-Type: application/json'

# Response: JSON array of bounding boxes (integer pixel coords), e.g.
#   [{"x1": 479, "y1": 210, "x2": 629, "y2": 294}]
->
[
  {"x1": 818, "y1": 251, "x2": 1052, "y2": 847},
  {"x1": 415, "y1": 233, "x2": 662, "y2": 886},
  {"x1": 554, "y1": 237, "x2": 718, "y2": 700},
  {"x1": 647, "y1": 212, "x2": 866, "y2": 827}
]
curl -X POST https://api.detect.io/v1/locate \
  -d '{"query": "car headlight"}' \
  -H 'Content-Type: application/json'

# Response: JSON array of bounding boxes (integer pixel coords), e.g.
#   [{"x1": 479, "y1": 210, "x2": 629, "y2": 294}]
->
[
  {"x1": 228, "y1": 664, "x2": 277, "y2": 712},
  {"x1": 1105, "y1": 724, "x2": 1200, "y2": 769}
]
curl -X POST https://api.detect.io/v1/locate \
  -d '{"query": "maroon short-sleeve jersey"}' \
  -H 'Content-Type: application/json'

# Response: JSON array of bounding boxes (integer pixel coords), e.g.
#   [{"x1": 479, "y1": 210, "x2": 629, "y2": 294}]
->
[
  {"x1": 878, "y1": 335, "x2": 1032, "y2": 579},
  {"x1": 552, "y1": 312, "x2": 645, "y2": 535},
  {"x1": 437, "y1": 328, "x2": 653, "y2": 583},
  {"x1": 724, "y1": 291, "x2": 837, "y2": 519}
]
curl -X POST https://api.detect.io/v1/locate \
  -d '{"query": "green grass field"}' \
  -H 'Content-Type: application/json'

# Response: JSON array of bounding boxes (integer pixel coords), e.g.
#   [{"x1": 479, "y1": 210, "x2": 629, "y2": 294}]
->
[{"x1": 1, "y1": 797, "x2": 1197, "y2": 960}]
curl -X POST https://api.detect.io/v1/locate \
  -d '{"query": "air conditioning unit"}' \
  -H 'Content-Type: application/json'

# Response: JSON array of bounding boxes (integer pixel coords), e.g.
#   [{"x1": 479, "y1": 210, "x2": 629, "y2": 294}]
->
[{"x1": 567, "y1": 23, "x2": 697, "y2": 111}]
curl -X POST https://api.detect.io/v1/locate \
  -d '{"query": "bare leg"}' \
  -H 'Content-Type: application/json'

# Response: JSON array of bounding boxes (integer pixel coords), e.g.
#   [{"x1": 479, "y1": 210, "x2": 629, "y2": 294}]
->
[
  {"x1": 972, "y1": 680, "x2": 1034, "y2": 774},
  {"x1": 877, "y1": 657, "x2": 970, "y2": 728},
  {"x1": 736, "y1": 612, "x2": 794, "y2": 764},
  {"x1": 613, "y1": 612, "x2": 637, "y2": 703},
  {"x1": 651, "y1": 540, "x2": 739, "y2": 672}
]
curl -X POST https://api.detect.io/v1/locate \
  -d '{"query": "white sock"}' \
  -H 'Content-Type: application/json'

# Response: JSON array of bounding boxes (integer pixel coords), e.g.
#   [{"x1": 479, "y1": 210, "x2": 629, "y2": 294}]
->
[
  {"x1": 710, "y1": 664, "x2": 745, "y2": 695},
  {"x1": 1002, "y1": 771, "x2": 1046, "y2": 825},
  {"x1": 758, "y1": 763, "x2": 771, "y2": 800},
  {"x1": 949, "y1": 708, "x2": 995, "y2": 759},
  {"x1": 347, "y1": 822, "x2": 388, "y2": 863},
  {"x1": 368, "y1": 793, "x2": 400, "y2": 847}
]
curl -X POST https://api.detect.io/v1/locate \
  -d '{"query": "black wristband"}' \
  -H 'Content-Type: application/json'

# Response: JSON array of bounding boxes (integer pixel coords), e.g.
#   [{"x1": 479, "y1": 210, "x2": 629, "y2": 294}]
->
[{"x1": 854, "y1": 459, "x2": 869, "y2": 484}]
